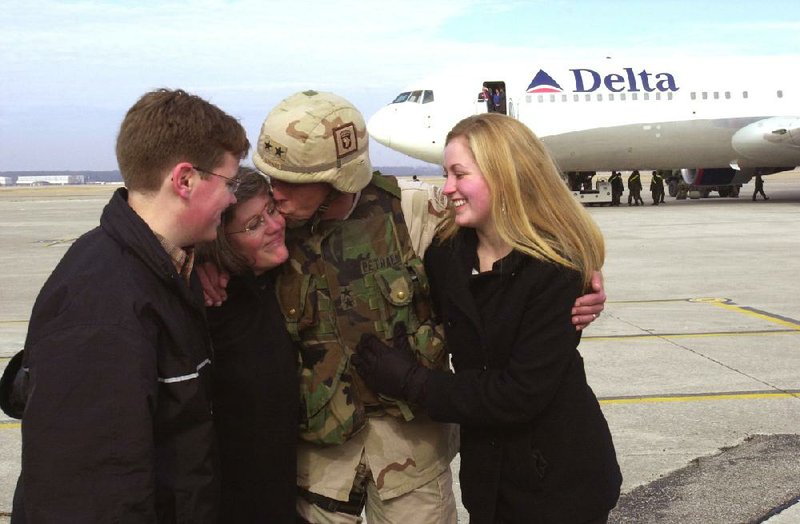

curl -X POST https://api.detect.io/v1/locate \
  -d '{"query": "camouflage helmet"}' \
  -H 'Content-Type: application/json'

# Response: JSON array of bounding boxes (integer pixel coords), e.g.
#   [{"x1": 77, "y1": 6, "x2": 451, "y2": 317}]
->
[{"x1": 253, "y1": 90, "x2": 372, "y2": 193}]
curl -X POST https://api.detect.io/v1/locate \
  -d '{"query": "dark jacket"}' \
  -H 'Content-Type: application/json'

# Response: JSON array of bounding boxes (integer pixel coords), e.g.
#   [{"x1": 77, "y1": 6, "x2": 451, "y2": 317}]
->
[
  {"x1": 15, "y1": 188, "x2": 219, "y2": 523},
  {"x1": 423, "y1": 229, "x2": 621, "y2": 524},
  {"x1": 207, "y1": 271, "x2": 299, "y2": 523}
]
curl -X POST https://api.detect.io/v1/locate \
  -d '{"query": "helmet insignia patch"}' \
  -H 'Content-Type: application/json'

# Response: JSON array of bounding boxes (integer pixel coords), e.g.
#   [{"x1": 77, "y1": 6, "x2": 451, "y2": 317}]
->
[{"x1": 333, "y1": 122, "x2": 358, "y2": 160}]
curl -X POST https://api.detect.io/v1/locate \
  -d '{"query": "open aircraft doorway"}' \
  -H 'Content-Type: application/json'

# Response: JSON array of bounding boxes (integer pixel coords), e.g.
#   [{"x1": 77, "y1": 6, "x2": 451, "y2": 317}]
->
[{"x1": 479, "y1": 81, "x2": 508, "y2": 116}]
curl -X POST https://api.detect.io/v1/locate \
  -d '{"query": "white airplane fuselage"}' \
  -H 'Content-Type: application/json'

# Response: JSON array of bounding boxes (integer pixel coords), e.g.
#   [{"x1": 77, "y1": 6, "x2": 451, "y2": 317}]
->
[{"x1": 368, "y1": 57, "x2": 800, "y2": 185}]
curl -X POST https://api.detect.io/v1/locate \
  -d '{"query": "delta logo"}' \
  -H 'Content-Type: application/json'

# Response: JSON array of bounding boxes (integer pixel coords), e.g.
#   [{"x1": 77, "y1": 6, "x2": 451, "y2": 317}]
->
[
  {"x1": 527, "y1": 70, "x2": 563, "y2": 93},
  {"x1": 527, "y1": 67, "x2": 680, "y2": 93}
]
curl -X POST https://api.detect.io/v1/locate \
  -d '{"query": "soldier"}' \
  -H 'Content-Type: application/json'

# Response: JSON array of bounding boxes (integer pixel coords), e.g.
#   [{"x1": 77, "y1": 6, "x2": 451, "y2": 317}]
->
[
  {"x1": 200, "y1": 91, "x2": 607, "y2": 522},
  {"x1": 627, "y1": 170, "x2": 644, "y2": 206},
  {"x1": 609, "y1": 171, "x2": 624, "y2": 206}
]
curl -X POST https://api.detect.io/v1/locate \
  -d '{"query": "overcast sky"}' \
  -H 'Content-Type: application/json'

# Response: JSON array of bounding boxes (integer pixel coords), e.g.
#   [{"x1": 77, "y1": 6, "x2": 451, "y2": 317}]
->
[{"x1": 1, "y1": 0, "x2": 799, "y2": 171}]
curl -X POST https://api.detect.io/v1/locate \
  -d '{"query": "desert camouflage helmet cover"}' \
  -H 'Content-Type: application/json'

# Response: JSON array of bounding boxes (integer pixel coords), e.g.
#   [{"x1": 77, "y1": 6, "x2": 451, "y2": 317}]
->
[{"x1": 253, "y1": 90, "x2": 372, "y2": 193}]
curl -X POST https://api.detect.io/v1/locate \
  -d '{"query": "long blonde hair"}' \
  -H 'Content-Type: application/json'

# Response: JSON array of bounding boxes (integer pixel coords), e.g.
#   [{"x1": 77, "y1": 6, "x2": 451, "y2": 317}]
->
[{"x1": 438, "y1": 113, "x2": 604, "y2": 289}]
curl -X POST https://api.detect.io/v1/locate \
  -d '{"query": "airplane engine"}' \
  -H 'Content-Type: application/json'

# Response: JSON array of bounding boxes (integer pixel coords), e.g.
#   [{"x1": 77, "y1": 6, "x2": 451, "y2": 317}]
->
[
  {"x1": 731, "y1": 116, "x2": 800, "y2": 167},
  {"x1": 680, "y1": 168, "x2": 739, "y2": 186},
  {"x1": 680, "y1": 168, "x2": 747, "y2": 197},
  {"x1": 680, "y1": 168, "x2": 698, "y2": 185}
]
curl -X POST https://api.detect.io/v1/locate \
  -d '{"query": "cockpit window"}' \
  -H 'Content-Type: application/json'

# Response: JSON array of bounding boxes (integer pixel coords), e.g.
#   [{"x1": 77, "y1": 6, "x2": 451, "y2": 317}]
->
[
  {"x1": 392, "y1": 92, "x2": 410, "y2": 103},
  {"x1": 392, "y1": 90, "x2": 433, "y2": 104}
]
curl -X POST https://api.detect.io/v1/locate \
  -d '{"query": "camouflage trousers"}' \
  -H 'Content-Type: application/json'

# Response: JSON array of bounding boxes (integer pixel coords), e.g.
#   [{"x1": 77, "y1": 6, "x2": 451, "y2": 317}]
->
[
  {"x1": 296, "y1": 414, "x2": 459, "y2": 523},
  {"x1": 296, "y1": 456, "x2": 457, "y2": 524}
]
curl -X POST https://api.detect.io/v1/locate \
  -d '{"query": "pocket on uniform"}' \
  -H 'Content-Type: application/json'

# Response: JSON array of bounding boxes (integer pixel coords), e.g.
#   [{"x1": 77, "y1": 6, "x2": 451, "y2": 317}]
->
[
  {"x1": 373, "y1": 266, "x2": 420, "y2": 336},
  {"x1": 275, "y1": 272, "x2": 317, "y2": 340},
  {"x1": 374, "y1": 265, "x2": 445, "y2": 370}
]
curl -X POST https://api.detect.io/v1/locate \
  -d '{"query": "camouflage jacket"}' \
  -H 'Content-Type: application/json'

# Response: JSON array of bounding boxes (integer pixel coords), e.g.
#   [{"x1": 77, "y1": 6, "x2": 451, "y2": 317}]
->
[{"x1": 276, "y1": 173, "x2": 448, "y2": 445}]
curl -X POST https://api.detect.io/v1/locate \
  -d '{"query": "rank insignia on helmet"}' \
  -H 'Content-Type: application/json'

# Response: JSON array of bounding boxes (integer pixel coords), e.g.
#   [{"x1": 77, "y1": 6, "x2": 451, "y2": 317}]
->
[{"x1": 259, "y1": 135, "x2": 288, "y2": 168}]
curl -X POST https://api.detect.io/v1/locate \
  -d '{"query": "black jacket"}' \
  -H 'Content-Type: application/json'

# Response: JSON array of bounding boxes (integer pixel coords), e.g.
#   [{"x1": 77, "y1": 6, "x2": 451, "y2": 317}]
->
[
  {"x1": 15, "y1": 188, "x2": 218, "y2": 523},
  {"x1": 423, "y1": 230, "x2": 621, "y2": 524},
  {"x1": 207, "y1": 271, "x2": 299, "y2": 523}
]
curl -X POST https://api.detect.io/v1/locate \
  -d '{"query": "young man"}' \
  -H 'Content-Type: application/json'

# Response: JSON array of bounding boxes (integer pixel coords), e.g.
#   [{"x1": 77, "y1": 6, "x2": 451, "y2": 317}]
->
[{"x1": 13, "y1": 88, "x2": 249, "y2": 522}]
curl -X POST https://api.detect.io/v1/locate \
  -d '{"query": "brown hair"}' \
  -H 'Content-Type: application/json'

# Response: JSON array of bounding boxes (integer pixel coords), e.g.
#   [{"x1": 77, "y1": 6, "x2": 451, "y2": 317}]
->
[
  {"x1": 196, "y1": 167, "x2": 271, "y2": 275},
  {"x1": 116, "y1": 89, "x2": 250, "y2": 191},
  {"x1": 439, "y1": 113, "x2": 604, "y2": 289}
]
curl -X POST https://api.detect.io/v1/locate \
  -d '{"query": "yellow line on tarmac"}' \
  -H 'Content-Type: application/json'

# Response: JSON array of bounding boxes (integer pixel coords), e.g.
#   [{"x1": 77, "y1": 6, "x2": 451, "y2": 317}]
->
[
  {"x1": 0, "y1": 422, "x2": 20, "y2": 430},
  {"x1": 707, "y1": 301, "x2": 800, "y2": 330},
  {"x1": 584, "y1": 329, "x2": 798, "y2": 342},
  {"x1": 600, "y1": 391, "x2": 800, "y2": 405}
]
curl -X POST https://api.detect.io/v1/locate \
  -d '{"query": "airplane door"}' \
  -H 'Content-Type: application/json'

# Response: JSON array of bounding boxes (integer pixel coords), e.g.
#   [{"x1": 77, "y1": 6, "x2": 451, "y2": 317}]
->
[{"x1": 480, "y1": 81, "x2": 508, "y2": 115}]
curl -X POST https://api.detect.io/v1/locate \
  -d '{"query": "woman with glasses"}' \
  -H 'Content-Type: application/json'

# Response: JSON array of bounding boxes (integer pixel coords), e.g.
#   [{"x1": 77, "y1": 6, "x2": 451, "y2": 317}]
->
[{"x1": 198, "y1": 166, "x2": 298, "y2": 523}]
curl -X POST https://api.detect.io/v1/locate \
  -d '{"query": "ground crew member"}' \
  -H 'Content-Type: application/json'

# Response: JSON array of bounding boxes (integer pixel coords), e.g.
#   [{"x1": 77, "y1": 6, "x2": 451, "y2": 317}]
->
[
  {"x1": 609, "y1": 171, "x2": 624, "y2": 206},
  {"x1": 651, "y1": 170, "x2": 665, "y2": 205},
  {"x1": 628, "y1": 170, "x2": 644, "y2": 205},
  {"x1": 658, "y1": 170, "x2": 667, "y2": 203},
  {"x1": 752, "y1": 175, "x2": 769, "y2": 200}
]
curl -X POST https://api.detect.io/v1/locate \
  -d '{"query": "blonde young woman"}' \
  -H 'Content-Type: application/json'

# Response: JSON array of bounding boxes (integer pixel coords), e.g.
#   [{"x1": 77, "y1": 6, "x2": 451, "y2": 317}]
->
[{"x1": 354, "y1": 113, "x2": 622, "y2": 524}]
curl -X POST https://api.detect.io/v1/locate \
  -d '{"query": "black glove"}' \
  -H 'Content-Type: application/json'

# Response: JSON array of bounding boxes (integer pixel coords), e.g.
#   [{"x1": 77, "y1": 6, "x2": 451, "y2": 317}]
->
[{"x1": 352, "y1": 323, "x2": 429, "y2": 403}]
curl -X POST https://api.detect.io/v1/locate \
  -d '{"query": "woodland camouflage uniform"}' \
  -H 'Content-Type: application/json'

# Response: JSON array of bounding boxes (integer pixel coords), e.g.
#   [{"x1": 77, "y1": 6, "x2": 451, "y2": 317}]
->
[{"x1": 253, "y1": 91, "x2": 457, "y2": 520}]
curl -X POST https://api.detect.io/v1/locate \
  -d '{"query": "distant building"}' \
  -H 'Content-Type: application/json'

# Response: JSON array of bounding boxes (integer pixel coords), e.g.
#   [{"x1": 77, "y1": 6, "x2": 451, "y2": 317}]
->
[
  {"x1": 0, "y1": 176, "x2": 13, "y2": 186},
  {"x1": 15, "y1": 175, "x2": 85, "y2": 186}
]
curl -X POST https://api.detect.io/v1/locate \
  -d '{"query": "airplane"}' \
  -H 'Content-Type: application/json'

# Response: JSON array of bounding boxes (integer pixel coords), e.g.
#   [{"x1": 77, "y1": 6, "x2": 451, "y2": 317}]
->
[{"x1": 367, "y1": 56, "x2": 800, "y2": 197}]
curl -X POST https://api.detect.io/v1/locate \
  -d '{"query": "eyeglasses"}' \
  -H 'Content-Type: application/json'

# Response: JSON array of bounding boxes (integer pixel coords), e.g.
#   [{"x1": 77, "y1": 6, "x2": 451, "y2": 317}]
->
[
  {"x1": 226, "y1": 199, "x2": 280, "y2": 235},
  {"x1": 192, "y1": 165, "x2": 240, "y2": 194}
]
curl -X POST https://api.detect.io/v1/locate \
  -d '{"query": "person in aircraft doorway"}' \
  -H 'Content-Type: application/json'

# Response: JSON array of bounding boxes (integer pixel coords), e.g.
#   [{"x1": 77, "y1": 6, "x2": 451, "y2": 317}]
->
[{"x1": 482, "y1": 86, "x2": 492, "y2": 112}]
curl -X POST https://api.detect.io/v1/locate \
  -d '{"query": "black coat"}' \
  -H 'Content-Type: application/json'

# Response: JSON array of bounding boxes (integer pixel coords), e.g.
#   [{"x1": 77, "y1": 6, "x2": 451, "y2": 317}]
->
[
  {"x1": 206, "y1": 271, "x2": 299, "y2": 523},
  {"x1": 16, "y1": 188, "x2": 218, "y2": 522},
  {"x1": 423, "y1": 230, "x2": 621, "y2": 524}
]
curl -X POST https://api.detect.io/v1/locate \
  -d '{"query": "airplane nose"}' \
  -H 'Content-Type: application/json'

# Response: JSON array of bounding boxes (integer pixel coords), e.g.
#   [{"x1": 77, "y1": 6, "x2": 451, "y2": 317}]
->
[{"x1": 367, "y1": 107, "x2": 394, "y2": 148}]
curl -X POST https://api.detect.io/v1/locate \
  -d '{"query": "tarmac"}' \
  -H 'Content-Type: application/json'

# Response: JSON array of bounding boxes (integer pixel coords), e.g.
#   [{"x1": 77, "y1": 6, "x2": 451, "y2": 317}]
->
[{"x1": 0, "y1": 170, "x2": 799, "y2": 522}]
